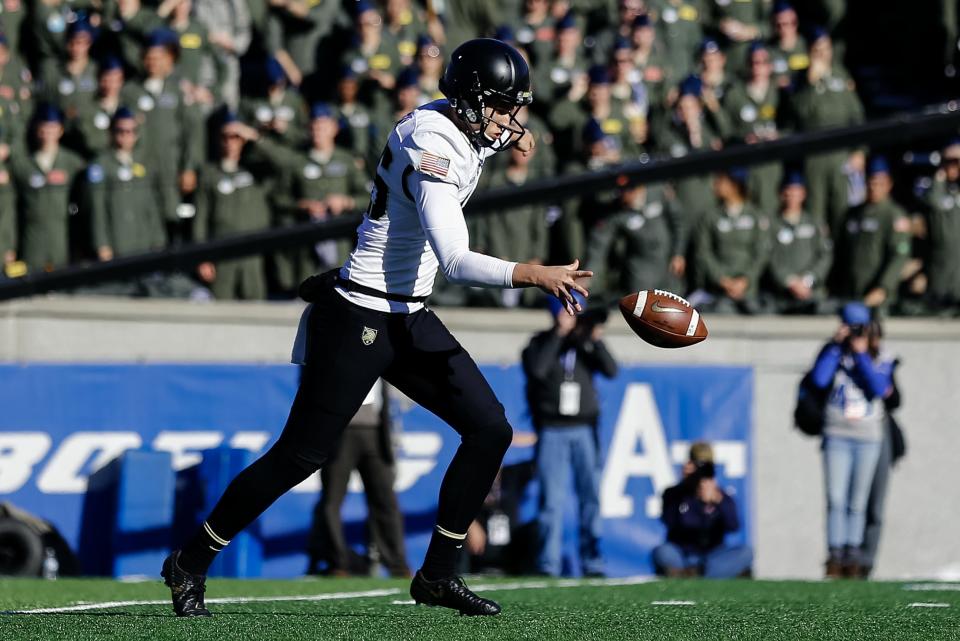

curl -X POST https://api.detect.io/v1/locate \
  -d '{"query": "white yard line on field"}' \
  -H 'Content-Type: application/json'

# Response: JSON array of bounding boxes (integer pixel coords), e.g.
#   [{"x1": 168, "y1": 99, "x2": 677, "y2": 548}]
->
[
  {"x1": 651, "y1": 600, "x2": 696, "y2": 606},
  {"x1": 4, "y1": 576, "x2": 655, "y2": 615},
  {"x1": 904, "y1": 584, "x2": 960, "y2": 592},
  {"x1": 907, "y1": 602, "x2": 950, "y2": 608}
]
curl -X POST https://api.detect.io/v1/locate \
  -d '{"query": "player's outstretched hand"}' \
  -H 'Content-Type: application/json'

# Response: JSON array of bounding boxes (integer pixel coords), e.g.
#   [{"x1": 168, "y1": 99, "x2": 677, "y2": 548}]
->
[{"x1": 514, "y1": 260, "x2": 592, "y2": 315}]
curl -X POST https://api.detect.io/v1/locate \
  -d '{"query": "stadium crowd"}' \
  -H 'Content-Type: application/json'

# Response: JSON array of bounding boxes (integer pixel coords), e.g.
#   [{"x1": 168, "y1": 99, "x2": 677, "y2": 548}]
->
[{"x1": 0, "y1": 0, "x2": 957, "y2": 314}]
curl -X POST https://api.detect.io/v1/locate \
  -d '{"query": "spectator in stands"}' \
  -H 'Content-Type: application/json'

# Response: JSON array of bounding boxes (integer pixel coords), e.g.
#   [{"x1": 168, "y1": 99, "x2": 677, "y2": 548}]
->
[
  {"x1": 412, "y1": 35, "x2": 444, "y2": 101},
  {"x1": 39, "y1": 20, "x2": 98, "y2": 120},
  {"x1": 380, "y1": 0, "x2": 421, "y2": 70},
  {"x1": 587, "y1": 181, "x2": 687, "y2": 299},
  {"x1": 266, "y1": 0, "x2": 339, "y2": 95},
  {"x1": 193, "y1": 114, "x2": 275, "y2": 299},
  {"x1": 0, "y1": 32, "x2": 32, "y2": 109},
  {"x1": 833, "y1": 157, "x2": 911, "y2": 311},
  {"x1": 692, "y1": 167, "x2": 771, "y2": 314},
  {"x1": 697, "y1": 38, "x2": 731, "y2": 120},
  {"x1": 0, "y1": 0, "x2": 26, "y2": 72},
  {"x1": 654, "y1": 0, "x2": 704, "y2": 81},
  {"x1": 712, "y1": 0, "x2": 769, "y2": 76},
  {"x1": 785, "y1": 27, "x2": 864, "y2": 239},
  {"x1": 238, "y1": 57, "x2": 306, "y2": 148},
  {"x1": 9, "y1": 105, "x2": 86, "y2": 272},
  {"x1": 534, "y1": 11, "x2": 588, "y2": 106},
  {"x1": 652, "y1": 442, "x2": 753, "y2": 578},
  {"x1": 333, "y1": 66, "x2": 378, "y2": 173},
  {"x1": 628, "y1": 14, "x2": 668, "y2": 108},
  {"x1": 809, "y1": 303, "x2": 893, "y2": 578},
  {"x1": 159, "y1": 0, "x2": 223, "y2": 112},
  {"x1": 341, "y1": 1, "x2": 401, "y2": 112},
  {"x1": 768, "y1": 2, "x2": 808, "y2": 88},
  {"x1": 307, "y1": 379, "x2": 410, "y2": 578},
  {"x1": 763, "y1": 172, "x2": 832, "y2": 313},
  {"x1": 512, "y1": 0, "x2": 556, "y2": 70},
  {"x1": 192, "y1": 0, "x2": 251, "y2": 109},
  {"x1": 0, "y1": 124, "x2": 15, "y2": 273},
  {"x1": 64, "y1": 57, "x2": 130, "y2": 160},
  {"x1": 722, "y1": 41, "x2": 782, "y2": 215},
  {"x1": 85, "y1": 107, "x2": 166, "y2": 262},
  {"x1": 523, "y1": 293, "x2": 617, "y2": 577},
  {"x1": 919, "y1": 139, "x2": 960, "y2": 313},
  {"x1": 609, "y1": 37, "x2": 650, "y2": 149}
]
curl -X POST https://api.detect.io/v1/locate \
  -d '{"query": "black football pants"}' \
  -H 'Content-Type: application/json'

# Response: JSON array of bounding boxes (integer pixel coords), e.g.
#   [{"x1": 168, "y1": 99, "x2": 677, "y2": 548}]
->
[{"x1": 202, "y1": 287, "x2": 513, "y2": 546}]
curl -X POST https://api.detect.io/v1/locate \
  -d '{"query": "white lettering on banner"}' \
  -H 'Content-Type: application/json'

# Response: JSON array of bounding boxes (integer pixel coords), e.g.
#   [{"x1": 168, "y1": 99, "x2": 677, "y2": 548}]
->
[
  {"x1": 600, "y1": 383, "x2": 676, "y2": 519},
  {"x1": 36, "y1": 432, "x2": 142, "y2": 493},
  {"x1": 152, "y1": 432, "x2": 224, "y2": 470},
  {"x1": 229, "y1": 432, "x2": 272, "y2": 453},
  {"x1": 0, "y1": 433, "x2": 52, "y2": 493}
]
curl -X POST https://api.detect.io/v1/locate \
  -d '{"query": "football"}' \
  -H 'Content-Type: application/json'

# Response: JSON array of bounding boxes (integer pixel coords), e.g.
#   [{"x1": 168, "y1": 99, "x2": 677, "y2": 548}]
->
[{"x1": 618, "y1": 289, "x2": 708, "y2": 348}]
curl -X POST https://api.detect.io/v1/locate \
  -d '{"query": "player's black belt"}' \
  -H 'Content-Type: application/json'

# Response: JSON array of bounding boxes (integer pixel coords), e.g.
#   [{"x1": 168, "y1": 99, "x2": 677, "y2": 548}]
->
[{"x1": 335, "y1": 275, "x2": 428, "y2": 303}]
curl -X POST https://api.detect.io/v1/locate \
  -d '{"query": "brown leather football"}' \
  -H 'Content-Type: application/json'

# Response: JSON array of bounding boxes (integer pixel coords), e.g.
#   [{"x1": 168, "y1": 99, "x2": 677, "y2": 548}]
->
[{"x1": 618, "y1": 289, "x2": 708, "y2": 348}]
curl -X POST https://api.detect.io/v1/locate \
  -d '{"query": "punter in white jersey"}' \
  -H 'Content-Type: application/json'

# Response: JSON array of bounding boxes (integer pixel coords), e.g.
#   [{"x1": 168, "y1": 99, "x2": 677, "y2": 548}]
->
[{"x1": 164, "y1": 39, "x2": 592, "y2": 619}]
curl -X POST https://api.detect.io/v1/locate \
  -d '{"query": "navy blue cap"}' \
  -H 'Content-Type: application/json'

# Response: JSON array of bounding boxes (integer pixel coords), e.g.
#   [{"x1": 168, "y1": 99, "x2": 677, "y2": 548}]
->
[
  {"x1": 0, "y1": 33, "x2": 7, "y2": 46},
  {"x1": 339, "y1": 64, "x2": 358, "y2": 80},
  {"x1": 34, "y1": 104, "x2": 64, "y2": 124},
  {"x1": 700, "y1": 38, "x2": 721, "y2": 55},
  {"x1": 355, "y1": 0, "x2": 376, "y2": 14},
  {"x1": 417, "y1": 33, "x2": 437, "y2": 49},
  {"x1": 588, "y1": 64, "x2": 610, "y2": 85},
  {"x1": 493, "y1": 25, "x2": 515, "y2": 43},
  {"x1": 310, "y1": 102, "x2": 335, "y2": 120},
  {"x1": 781, "y1": 170, "x2": 805, "y2": 188},
  {"x1": 146, "y1": 28, "x2": 179, "y2": 50},
  {"x1": 808, "y1": 25, "x2": 830, "y2": 43},
  {"x1": 395, "y1": 66, "x2": 419, "y2": 89},
  {"x1": 556, "y1": 11, "x2": 578, "y2": 31},
  {"x1": 68, "y1": 20, "x2": 96, "y2": 39},
  {"x1": 99, "y1": 55, "x2": 124, "y2": 73},
  {"x1": 678, "y1": 74, "x2": 702, "y2": 98},
  {"x1": 582, "y1": 118, "x2": 608, "y2": 144},
  {"x1": 613, "y1": 36, "x2": 632, "y2": 52},
  {"x1": 220, "y1": 110, "x2": 239, "y2": 126},
  {"x1": 111, "y1": 106, "x2": 136, "y2": 125},
  {"x1": 726, "y1": 166, "x2": 749, "y2": 185},
  {"x1": 841, "y1": 302, "x2": 871, "y2": 325},
  {"x1": 547, "y1": 290, "x2": 586, "y2": 317},
  {"x1": 773, "y1": 1, "x2": 794, "y2": 14},
  {"x1": 632, "y1": 13, "x2": 651, "y2": 29},
  {"x1": 867, "y1": 156, "x2": 891, "y2": 176},
  {"x1": 748, "y1": 40, "x2": 768, "y2": 56},
  {"x1": 264, "y1": 57, "x2": 286, "y2": 85}
]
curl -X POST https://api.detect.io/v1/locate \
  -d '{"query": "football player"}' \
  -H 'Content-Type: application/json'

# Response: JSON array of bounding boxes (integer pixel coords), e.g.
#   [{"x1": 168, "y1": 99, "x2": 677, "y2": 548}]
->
[{"x1": 162, "y1": 39, "x2": 592, "y2": 617}]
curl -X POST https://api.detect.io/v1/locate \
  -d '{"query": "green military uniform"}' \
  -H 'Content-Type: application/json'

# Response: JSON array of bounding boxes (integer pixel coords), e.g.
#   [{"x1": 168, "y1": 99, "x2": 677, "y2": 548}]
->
[
  {"x1": 921, "y1": 177, "x2": 960, "y2": 305},
  {"x1": 26, "y1": 1, "x2": 70, "y2": 70},
  {"x1": 769, "y1": 36, "x2": 808, "y2": 87},
  {"x1": 721, "y1": 80, "x2": 781, "y2": 215},
  {"x1": 85, "y1": 151, "x2": 166, "y2": 256},
  {"x1": 548, "y1": 96, "x2": 644, "y2": 163},
  {"x1": 172, "y1": 18, "x2": 225, "y2": 100},
  {"x1": 511, "y1": 14, "x2": 557, "y2": 70},
  {"x1": 0, "y1": 0, "x2": 26, "y2": 63},
  {"x1": 267, "y1": 0, "x2": 340, "y2": 79},
  {"x1": 707, "y1": 0, "x2": 771, "y2": 75},
  {"x1": 341, "y1": 41, "x2": 403, "y2": 115},
  {"x1": 763, "y1": 211, "x2": 832, "y2": 312},
  {"x1": 194, "y1": 159, "x2": 276, "y2": 300},
  {"x1": 255, "y1": 138, "x2": 369, "y2": 292},
  {"x1": 632, "y1": 44, "x2": 673, "y2": 112},
  {"x1": 694, "y1": 201, "x2": 771, "y2": 312},
  {"x1": 0, "y1": 51, "x2": 32, "y2": 114},
  {"x1": 532, "y1": 56, "x2": 588, "y2": 109},
  {"x1": 834, "y1": 199, "x2": 911, "y2": 304},
  {"x1": 0, "y1": 159, "x2": 15, "y2": 261},
  {"x1": 651, "y1": 0, "x2": 706, "y2": 80},
  {"x1": 787, "y1": 64, "x2": 865, "y2": 238},
  {"x1": 101, "y1": 8, "x2": 163, "y2": 75},
  {"x1": 39, "y1": 60, "x2": 99, "y2": 119},
  {"x1": 587, "y1": 183, "x2": 688, "y2": 298},
  {"x1": 126, "y1": 76, "x2": 204, "y2": 222},
  {"x1": 9, "y1": 148, "x2": 86, "y2": 271},
  {"x1": 64, "y1": 96, "x2": 136, "y2": 160},
  {"x1": 239, "y1": 89, "x2": 307, "y2": 148},
  {"x1": 336, "y1": 101, "x2": 377, "y2": 174},
  {"x1": 654, "y1": 114, "x2": 721, "y2": 228},
  {"x1": 380, "y1": 11, "x2": 420, "y2": 69}
]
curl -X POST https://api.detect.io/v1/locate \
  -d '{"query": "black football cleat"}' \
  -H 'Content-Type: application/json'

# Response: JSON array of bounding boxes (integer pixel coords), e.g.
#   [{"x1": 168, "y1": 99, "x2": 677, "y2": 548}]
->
[
  {"x1": 161, "y1": 550, "x2": 212, "y2": 617},
  {"x1": 410, "y1": 571, "x2": 501, "y2": 616}
]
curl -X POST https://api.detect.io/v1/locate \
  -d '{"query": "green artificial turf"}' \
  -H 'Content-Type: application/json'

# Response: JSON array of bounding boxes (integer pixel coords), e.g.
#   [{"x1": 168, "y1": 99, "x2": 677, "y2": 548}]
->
[{"x1": 1, "y1": 576, "x2": 958, "y2": 641}]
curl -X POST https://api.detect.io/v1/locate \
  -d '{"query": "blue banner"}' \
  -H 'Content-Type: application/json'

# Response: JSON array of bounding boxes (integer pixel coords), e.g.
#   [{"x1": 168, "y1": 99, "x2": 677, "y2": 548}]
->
[{"x1": 0, "y1": 363, "x2": 752, "y2": 577}]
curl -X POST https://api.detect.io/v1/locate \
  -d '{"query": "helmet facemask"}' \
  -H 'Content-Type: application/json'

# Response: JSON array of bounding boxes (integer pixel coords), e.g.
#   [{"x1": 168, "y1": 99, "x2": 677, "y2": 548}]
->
[{"x1": 448, "y1": 71, "x2": 532, "y2": 151}]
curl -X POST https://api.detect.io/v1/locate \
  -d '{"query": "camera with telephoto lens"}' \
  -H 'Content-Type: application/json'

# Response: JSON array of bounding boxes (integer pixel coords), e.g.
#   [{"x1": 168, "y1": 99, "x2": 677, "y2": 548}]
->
[{"x1": 848, "y1": 324, "x2": 867, "y2": 337}]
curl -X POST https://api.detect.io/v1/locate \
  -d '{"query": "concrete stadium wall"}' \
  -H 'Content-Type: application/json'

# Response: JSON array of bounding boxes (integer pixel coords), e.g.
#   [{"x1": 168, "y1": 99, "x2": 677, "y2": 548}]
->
[{"x1": 1, "y1": 296, "x2": 958, "y2": 580}]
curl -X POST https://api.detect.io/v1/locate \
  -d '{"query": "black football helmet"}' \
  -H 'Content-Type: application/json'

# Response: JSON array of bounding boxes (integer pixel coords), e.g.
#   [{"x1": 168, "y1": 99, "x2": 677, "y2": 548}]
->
[{"x1": 440, "y1": 38, "x2": 533, "y2": 151}]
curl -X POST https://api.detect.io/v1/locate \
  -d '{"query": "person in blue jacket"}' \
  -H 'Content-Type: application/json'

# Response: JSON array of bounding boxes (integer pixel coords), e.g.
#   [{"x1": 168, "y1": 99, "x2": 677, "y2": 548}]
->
[{"x1": 810, "y1": 302, "x2": 894, "y2": 577}]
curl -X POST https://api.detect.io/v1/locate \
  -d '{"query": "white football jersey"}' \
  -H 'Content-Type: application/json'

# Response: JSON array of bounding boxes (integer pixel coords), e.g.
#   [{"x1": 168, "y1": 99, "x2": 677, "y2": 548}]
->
[{"x1": 337, "y1": 100, "x2": 515, "y2": 313}]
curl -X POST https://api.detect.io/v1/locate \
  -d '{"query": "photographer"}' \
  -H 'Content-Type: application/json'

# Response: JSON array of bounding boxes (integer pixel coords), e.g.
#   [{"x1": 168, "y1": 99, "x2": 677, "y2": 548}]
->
[
  {"x1": 522, "y1": 293, "x2": 617, "y2": 577},
  {"x1": 810, "y1": 303, "x2": 894, "y2": 578},
  {"x1": 652, "y1": 442, "x2": 752, "y2": 578}
]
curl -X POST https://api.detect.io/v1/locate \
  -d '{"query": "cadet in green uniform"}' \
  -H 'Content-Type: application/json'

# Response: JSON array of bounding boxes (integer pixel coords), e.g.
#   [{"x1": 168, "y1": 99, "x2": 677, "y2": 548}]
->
[
  {"x1": 708, "y1": 0, "x2": 770, "y2": 76},
  {"x1": 654, "y1": 75, "x2": 722, "y2": 228},
  {"x1": 40, "y1": 20, "x2": 99, "y2": 119},
  {"x1": 833, "y1": 157, "x2": 911, "y2": 310},
  {"x1": 0, "y1": 143, "x2": 16, "y2": 271},
  {"x1": 722, "y1": 41, "x2": 782, "y2": 215},
  {"x1": 63, "y1": 56, "x2": 134, "y2": 159},
  {"x1": 341, "y1": 2, "x2": 403, "y2": 115},
  {"x1": 0, "y1": 0, "x2": 26, "y2": 64},
  {"x1": 239, "y1": 57, "x2": 307, "y2": 148},
  {"x1": 697, "y1": 38, "x2": 733, "y2": 139},
  {"x1": 786, "y1": 27, "x2": 864, "y2": 239},
  {"x1": 762, "y1": 172, "x2": 832, "y2": 313},
  {"x1": 532, "y1": 12, "x2": 589, "y2": 109},
  {"x1": 693, "y1": 167, "x2": 771, "y2": 314},
  {"x1": 9, "y1": 105, "x2": 86, "y2": 272},
  {"x1": 194, "y1": 113, "x2": 277, "y2": 300},
  {"x1": 0, "y1": 33, "x2": 33, "y2": 112},
  {"x1": 26, "y1": 0, "x2": 72, "y2": 72},
  {"x1": 162, "y1": 0, "x2": 224, "y2": 110},
  {"x1": 628, "y1": 13, "x2": 671, "y2": 112},
  {"x1": 101, "y1": 0, "x2": 164, "y2": 76},
  {"x1": 266, "y1": 0, "x2": 340, "y2": 99},
  {"x1": 333, "y1": 65, "x2": 377, "y2": 174},
  {"x1": 380, "y1": 0, "x2": 421, "y2": 70},
  {"x1": 609, "y1": 37, "x2": 652, "y2": 150},
  {"x1": 254, "y1": 103, "x2": 369, "y2": 294},
  {"x1": 511, "y1": 0, "x2": 557, "y2": 69},
  {"x1": 650, "y1": 0, "x2": 705, "y2": 80},
  {"x1": 921, "y1": 140, "x2": 960, "y2": 311},
  {"x1": 587, "y1": 181, "x2": 687, "y2": 300},
  {"x1": 768, "y1": 2, "x2": 807, "y2": 88},
  {"x1": 128, "y1": 29, "x2": 204, "y2": 229},
  {"x1": 548, "y1": 65, "x2": 643, "y2": 163},
  {"x1": 85, "y1": 107, "x2": 166, "y2": 261}
]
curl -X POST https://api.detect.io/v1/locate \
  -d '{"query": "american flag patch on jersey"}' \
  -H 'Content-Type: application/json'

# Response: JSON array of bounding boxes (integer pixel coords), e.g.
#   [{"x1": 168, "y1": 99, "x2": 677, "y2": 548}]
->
[{"x1": 420, "y1": 151, "x2": 451, "y2": 177}]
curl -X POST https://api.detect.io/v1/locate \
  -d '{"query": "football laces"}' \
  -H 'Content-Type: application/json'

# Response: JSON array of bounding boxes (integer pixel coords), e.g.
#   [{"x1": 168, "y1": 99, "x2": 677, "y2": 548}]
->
[{"x1": 653, "y1": 289, "x2": 691, "y2": 307}]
